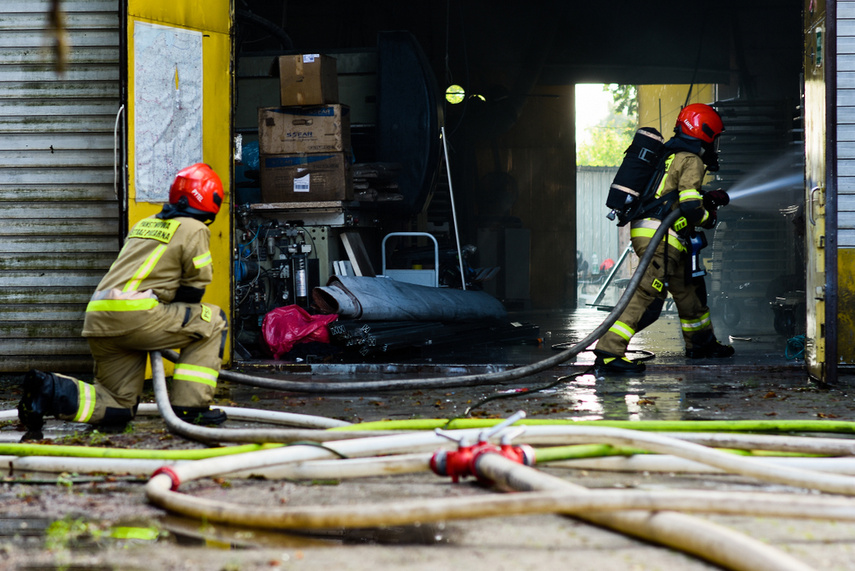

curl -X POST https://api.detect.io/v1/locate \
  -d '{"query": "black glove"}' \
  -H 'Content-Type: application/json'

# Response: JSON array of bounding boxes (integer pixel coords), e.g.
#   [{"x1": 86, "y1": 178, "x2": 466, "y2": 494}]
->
[
  {"x1": 700, "y1": 209, "x2": 717, "y2": 229},
  {"x1": 703, "y1": 189, "x2": 730, "y2": 210}
]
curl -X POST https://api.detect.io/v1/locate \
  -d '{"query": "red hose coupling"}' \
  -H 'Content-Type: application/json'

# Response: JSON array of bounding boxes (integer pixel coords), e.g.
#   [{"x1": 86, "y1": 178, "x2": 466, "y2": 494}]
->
[
  {"x1": 431, "y1": 441, "x2": 498, "y2": 482},
  {"x1": 466, "y1": 444, "x2": 537, "y2": 484},
  {"x1": 430, "y1": 445, "x2": 475, "y2": 482},
  {"x1": 499, "y1": 443, "x2": 536, "y2": 467},
  {"x1": 152, "y1": 466, "x2": 182, "y2": 491}
]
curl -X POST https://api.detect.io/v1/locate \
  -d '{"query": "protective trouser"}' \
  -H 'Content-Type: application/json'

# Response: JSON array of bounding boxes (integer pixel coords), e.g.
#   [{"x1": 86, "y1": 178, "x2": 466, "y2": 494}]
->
[
  {"x1": 595, "y1": 233, "x2": 716, "y2": 358},
  {"x1": 58, "y1": 301, "x2": 227, "y2": 425}
]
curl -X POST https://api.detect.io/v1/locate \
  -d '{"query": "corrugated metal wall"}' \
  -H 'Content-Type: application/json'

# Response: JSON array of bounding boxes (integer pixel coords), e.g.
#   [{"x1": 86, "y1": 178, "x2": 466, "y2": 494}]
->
[
  {"x1": 576, "y1": 166, "x2": 620, "y2": 273},
  {"x1": 0, "y1": 0, "x2": 121, "y2": 372},
  {"x1": 839, "y1": 1, "x2": 855, "y2": 246}
]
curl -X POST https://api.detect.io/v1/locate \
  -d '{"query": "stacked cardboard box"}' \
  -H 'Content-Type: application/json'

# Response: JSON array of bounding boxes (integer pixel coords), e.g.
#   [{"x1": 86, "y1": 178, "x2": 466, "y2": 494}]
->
[{"x1": 259, "y1": 54, "x2": 353, "y2": 203}]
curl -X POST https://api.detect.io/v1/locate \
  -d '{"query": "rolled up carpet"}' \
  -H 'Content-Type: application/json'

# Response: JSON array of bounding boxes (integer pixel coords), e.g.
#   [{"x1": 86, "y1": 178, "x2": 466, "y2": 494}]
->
[{"x1": 312, "y1": 275, "x2": 507, "y2": 321}]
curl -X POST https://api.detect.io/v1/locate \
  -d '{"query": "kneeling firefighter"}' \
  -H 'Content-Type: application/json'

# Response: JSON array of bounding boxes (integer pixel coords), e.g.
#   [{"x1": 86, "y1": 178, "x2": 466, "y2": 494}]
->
[
  {"x1": 594, "y1": 103, "x2": 734, "y2": 373},
  {"x1": 18, "y1": 163, "x2": 229, "y2": 436}
]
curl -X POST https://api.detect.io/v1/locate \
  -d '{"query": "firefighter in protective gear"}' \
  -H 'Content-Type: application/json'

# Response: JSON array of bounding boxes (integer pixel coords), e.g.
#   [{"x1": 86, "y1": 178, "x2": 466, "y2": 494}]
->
[
  {"x1": 18, "y1": 163, "x2": 229, "y2": 438},
  {"x1": 594, "y1": 104, "x2": 734, "y2": 373}
]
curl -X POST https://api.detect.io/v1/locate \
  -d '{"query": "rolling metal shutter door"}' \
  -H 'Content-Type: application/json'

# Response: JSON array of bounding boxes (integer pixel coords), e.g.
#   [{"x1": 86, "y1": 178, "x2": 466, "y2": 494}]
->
[
  {"x1": 840, "y1": 1, "x2": 855, "y2": 246},
  {"x1": 0, "y1": 0, "x2": 121, "y2": 372}
]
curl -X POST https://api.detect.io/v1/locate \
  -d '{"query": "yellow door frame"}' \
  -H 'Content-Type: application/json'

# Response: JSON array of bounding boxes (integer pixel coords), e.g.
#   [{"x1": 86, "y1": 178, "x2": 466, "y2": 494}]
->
[{"x1": 124, "y1": 0, "x2": 234, "y2": 367}]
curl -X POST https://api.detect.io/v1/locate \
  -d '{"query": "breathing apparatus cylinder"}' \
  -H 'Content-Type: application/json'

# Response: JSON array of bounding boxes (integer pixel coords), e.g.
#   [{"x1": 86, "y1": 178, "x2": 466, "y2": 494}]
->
[{"x1": 606, "y1": 127, "x2": 665, "y2": 225}]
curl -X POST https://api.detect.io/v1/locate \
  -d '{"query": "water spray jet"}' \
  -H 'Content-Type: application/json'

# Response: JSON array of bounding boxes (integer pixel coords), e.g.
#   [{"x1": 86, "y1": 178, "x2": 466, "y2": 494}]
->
[
  {"x1": 727, "y1": 172, "x2": 803, "y2": 203},
  {"x1": 722, "y1": 151, "x2": 803, "y2": 210}
]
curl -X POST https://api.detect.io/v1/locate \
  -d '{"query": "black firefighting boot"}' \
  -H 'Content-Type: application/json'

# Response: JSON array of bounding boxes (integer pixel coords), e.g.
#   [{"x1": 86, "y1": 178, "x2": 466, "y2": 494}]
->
[
  {"x1": 17, "y1": 370, "x2": 79, "y2": 440},
  {"x1": 685, "y1": 339, "x2": 736, "y2": 359},
  {"x1": 172, "y1": 406, "x2": 228, "y2": 426},
  {"x1": 96, "y1": 407, "x2": 135, "y2": 434},
  {"x1": 593, "y1": 350, "x2": 646, "y2": 374}
]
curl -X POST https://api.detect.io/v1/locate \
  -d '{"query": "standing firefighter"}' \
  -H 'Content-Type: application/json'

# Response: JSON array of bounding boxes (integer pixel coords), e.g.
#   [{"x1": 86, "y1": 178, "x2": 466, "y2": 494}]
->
[
  {"x1": 594, "y1": 104, "x2": 734, "y2": 373},
  {"x1": 18, "y1": 163, "x2": 229, "y2": 437}
]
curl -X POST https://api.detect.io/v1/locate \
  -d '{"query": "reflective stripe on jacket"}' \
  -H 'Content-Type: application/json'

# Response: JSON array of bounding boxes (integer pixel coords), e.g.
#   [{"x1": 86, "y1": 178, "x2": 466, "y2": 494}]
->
[
  {"x1": 631, "y1": 151, "x2": 711, "y2": 246},
  {"x1": 82, "y1": 215, "x2": 213, "y2": 337}
]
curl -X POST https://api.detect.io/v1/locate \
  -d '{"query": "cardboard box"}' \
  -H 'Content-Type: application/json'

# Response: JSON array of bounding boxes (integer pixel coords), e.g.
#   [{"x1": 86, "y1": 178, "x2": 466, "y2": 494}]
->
[
  {"x1": 260, "y1": 152, "x2": 353, "y2": 203},
  {"x1": 258, "y1": 105, "x2": 351, "y2": 154},
  {"x1": 278, "y1": 54, "x2": 339, "y2": 106}
]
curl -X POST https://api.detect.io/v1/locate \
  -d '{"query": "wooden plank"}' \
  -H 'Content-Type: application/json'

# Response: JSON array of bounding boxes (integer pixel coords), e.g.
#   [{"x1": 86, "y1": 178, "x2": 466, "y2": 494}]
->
[{"x1": 340, "y1": 231, "x2": 376, "y2": 277}]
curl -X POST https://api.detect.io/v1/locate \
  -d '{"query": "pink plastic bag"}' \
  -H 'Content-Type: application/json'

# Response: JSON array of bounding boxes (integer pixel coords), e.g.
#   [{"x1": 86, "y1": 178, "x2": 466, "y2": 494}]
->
[{"x1": 262, "y1": 305, "x2": 338, "y2": 359}]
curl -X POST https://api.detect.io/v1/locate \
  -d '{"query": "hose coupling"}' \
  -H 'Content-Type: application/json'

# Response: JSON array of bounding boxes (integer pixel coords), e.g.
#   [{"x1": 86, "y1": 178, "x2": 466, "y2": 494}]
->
[
  {"x1": 430, "y1": 441, "x2": 487, "y2": 483},
  {"x1": 430, "y1": 441, "x2": 536, "y2": 483},
  {"x1": 430, "y1": 412, "x2": 535, "y2": 483},
  {"x1": 430, "y1": 411, "x2": 532, "y2": 482},
  {"x1": 152, "y1": 466, "x2": 182, "y2": 491},
  {"x1": 498, "y1": 442, "x2": 536, "y2": 467}
]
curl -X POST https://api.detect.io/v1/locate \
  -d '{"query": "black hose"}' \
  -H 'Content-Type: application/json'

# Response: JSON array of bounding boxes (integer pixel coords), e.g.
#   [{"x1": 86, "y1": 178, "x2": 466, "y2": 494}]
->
[
  {"x1": 236, "y1": 9, "x2": 294, "y2": 50},
  {"x1": 164, "y1": 209, "x2": 682, "y2": 394}
]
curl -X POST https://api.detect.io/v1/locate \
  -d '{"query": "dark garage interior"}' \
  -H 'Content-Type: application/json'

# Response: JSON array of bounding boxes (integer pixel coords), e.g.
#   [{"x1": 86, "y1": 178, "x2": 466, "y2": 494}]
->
[{"x1": 229, "y1": 0, "x2": 805, "y2": 357}]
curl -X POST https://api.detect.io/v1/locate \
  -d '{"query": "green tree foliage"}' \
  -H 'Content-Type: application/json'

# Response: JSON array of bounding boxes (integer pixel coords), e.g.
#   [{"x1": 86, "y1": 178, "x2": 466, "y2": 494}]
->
[
  {"x1": 577, "y1": 84, "x2": 638, "y2": 167},
  {"x1": 606, "y1": 84, "x2": 638, "y2": 116}
]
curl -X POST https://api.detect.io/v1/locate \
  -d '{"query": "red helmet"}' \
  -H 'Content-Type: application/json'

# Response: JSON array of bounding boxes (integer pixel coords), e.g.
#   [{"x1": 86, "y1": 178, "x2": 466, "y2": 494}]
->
[
  {"x1": 168, "y1": 163, "x2": 224, "y2": 221},
  {"x1": 675, "y1": 103, "x2": 724, "y2": 144}
]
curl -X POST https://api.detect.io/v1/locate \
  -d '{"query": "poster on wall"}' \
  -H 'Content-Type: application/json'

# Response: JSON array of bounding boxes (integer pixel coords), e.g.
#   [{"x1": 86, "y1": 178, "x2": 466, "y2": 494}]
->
[{"x1": 133, "y1": 21, "x2": 203, "y2": 202}]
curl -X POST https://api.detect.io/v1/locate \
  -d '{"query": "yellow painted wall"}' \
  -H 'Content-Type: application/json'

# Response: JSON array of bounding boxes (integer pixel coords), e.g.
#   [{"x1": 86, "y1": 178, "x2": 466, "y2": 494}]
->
[
  {"x1": 638, "y1": 84, "x2": 716, "y2": 138},
  {"x1": 638, "y1": 84, "x2": 716, "y2": 186},
  {"x1": 126, "y1": 0, "x2": 233, "y2": 365},
  {"x1": 839, "y1": 250, "x2": 855, "y2": 363}
]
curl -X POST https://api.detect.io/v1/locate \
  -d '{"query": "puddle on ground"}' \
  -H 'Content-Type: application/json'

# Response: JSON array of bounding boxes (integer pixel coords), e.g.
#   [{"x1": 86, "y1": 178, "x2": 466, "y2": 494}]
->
[
  {"x1": 0, "y1": 513, "x2": 449, "y2": 558},
  {"x1": 162, "y1": 514, "x2": 449, "y2": 548}
]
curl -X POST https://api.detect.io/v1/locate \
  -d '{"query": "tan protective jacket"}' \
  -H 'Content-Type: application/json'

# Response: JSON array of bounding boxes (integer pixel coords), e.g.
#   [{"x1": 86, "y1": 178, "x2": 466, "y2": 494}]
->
[
  {"x1": 629, "y1": 151, "x2": 711, "y2": 252},
  {"x1": 82, "y1": 215, "x2": 213, "y2": 337}
]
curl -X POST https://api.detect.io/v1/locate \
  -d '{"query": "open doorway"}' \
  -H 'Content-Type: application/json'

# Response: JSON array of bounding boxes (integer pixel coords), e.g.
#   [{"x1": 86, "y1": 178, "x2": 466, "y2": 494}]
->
[
  {"x1": 574, "y1": 84, "x2": 635, "y2": 309},
  {"x1": 575, "y1": 83, "x2": 806, "y2": 344}
]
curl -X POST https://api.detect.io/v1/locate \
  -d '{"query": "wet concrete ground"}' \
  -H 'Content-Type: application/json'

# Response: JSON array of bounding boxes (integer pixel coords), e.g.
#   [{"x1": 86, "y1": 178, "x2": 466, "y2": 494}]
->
[
  {"x1": 228, "y1": 305, "x2": 834, "y2": 426},
  {"x1": 2, "y1": 307, "x2": 855, "y2": 570}
]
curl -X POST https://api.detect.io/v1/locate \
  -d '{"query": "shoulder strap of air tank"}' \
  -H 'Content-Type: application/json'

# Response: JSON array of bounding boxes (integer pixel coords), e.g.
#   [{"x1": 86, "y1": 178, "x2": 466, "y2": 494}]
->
[
  {"x1": 632, "y1": 151, "x2": 675, "y2": 221},
  {"x1": 636, "y1": 191, "x2": 677, "y2": 221}
]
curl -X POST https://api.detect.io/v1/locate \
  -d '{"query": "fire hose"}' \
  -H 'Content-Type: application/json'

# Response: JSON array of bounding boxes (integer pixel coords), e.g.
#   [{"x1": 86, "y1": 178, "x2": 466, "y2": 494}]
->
[
  {"x1": 142, "y1": 410, "x2": 836, "y2": 571},
  {"x1": 162, "y1": 208, "x2": 686, "y2": 394}
]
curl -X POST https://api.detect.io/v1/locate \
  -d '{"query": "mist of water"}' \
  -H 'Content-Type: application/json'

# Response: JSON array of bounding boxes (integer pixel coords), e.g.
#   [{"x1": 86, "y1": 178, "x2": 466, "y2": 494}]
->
[
  {"x1": 710, "y1": 150, "x2": 805, "y2": 337},
  {"x1": 723, "y1": 151, "x2": 803, "y2": 209},
  {"x1": 728, "y1": 172, "x2": 804, "y2": 202}
]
